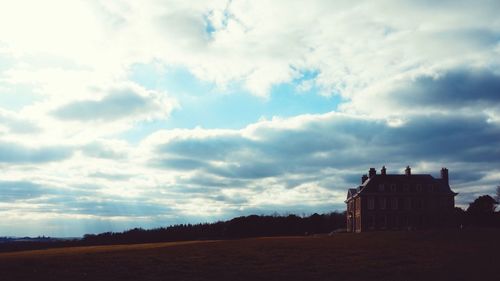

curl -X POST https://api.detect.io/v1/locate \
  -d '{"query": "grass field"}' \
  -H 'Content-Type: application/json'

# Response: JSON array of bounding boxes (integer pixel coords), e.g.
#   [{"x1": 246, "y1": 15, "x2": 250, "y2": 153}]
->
[{"x1": 0, "y1": 228, "x2": 498, "y2": 281}]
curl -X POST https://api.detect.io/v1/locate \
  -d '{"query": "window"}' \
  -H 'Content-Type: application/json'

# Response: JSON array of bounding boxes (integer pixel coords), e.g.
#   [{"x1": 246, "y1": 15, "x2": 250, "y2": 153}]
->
[
  {"x1": 368, "y1": 197, "x2": 375, "y2": 210},
  {"x1": 415, "y1": 198, "x2": 422, "y2": 209},
  {"x1": 378, "y1": 184, "x2": 385, "y2": 192},
  {"x1": 390, "y1": 184, "x2": 397, "y2": 192},
  {"x1": 380, "y1": 215, "x2": 387, "y2": 228},
  {"x1": 416, "y1": 184, "x2": 422, "y2": 192},
  {"x1": 368, "y1": 215, "x2": 375, "y2": 229},
  {"x1": 391, "y1": 197, "x2": 398, "y2": 210},
  {"x1": 429, "y1": 198, "x2": 436, "y2": 209},
  {"x1": 404, "y1": 197, "x2": 412, "y2": 209},
  {"x1": 379, "y1": 197, "x2": 387, "y2": 210},
  {"x1": 404, "y1": 184, "x2": 410, "y2": 192}
]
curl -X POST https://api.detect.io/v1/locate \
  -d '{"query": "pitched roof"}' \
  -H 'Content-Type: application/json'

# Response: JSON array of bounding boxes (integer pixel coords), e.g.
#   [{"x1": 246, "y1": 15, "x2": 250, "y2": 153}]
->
[
  {"x1": 345, "y1": 173, "x2": 455, "y2": 202},
  {"x1": 366, "y1": 174, "x2": 438, "y2": 185}
]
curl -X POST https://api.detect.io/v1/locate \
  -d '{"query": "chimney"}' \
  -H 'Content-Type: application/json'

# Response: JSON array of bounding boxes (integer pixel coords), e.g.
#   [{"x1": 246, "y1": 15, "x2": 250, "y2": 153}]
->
[
  {"x1": 441, "y1": 167, "x2": 449, "y2": 185},
  {"x1": 368, "y1": 168, "x2": 376, "y2": 178},
  {"x1": 361, "y1": 174, "x2": 368, "y2": 184},
  {"x1": 405, "y1": 166, "x2": 411, "y2": 176},
  {"x1": 381, "y1": 166, "x2": 387, "y2": 176}
]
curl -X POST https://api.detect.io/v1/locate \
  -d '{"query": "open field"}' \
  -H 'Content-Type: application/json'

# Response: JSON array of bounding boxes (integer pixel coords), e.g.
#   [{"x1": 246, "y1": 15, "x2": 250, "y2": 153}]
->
[{"x1": 0, "y1": 228, "x2": 498, "y2": 281}]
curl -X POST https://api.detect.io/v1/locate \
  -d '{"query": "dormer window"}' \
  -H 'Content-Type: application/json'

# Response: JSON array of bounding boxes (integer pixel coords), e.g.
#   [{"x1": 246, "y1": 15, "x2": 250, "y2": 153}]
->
[
  {"x1": 390, "y1": 184, "x2": 397, "y2": 192},
  {"x1": 403, "y1": 184, "x2": 410, "y2": 192},
  {"x1": 416, "y1": 184, "x2": 422, "y2": 192},
  {"x1": 378, "y1": 184, "x2": 385, "y2": 192}
]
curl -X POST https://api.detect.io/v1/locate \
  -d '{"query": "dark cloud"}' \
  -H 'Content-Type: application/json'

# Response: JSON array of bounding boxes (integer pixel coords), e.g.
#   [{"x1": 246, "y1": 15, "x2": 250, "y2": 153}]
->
[
  {"x1": 0, "y1": 181, "x2": 44, "y2": 202},
  {"x1": 213, "y1": 194, "x2": 248, "y2": 205},
  {"x1": 149, "y1": 111, "x2": 500, "y2": 209},
  {"x1": 156, "y1": 136, "x2": 247, "y2": 160},
  {"x1": 152, "y1": 157, "x2": 209, "y2": 171},
  {"x1": 394, "y1": 69, "x2": 500, "y2": 109},
  {"x1": 52, "y1": 89, "x2": 163, "y2": 122},
  {"x1": 0, "y1": 142, "x2": 72, "y2": 163},
  {"x1": 207, "y1": 161, "x2": 283, "y2": 179},
  {"x1": 38, "y1": 196, "x2": 172, "y2": 217},
  {"x1": 63, "y1": 199, "x2": 173, "y2": 217},
  {"x1": 176, "y1": 173, "x2": 246, "y2": 189}
]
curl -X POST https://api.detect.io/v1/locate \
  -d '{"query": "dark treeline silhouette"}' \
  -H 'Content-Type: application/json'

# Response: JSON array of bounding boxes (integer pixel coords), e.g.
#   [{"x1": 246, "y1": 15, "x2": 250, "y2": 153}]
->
[
  {"x1": 0, "y1": 212, "x2": 345, "y2": 252},
  {"x1": 82, "y1": 212, "x2": 346, "y2": 245}
]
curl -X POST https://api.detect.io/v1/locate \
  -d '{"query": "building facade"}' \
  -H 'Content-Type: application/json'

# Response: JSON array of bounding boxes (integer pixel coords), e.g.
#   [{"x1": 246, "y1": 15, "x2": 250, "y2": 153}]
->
[{"x1": 345, "y1": 166, "x2": 457, "y2": 232}]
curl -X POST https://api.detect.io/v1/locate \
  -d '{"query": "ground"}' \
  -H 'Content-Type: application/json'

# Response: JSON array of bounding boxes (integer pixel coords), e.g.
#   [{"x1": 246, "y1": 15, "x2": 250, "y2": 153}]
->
[{"x1": 0, "y1": 228, "x2": 497, "y2": 281}]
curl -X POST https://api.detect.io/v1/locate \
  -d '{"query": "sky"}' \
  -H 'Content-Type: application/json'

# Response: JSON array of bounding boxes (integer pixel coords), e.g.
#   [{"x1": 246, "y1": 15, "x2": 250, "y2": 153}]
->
[{"x1": 0, "y1": 0, "x2": 499, "y2": 237}]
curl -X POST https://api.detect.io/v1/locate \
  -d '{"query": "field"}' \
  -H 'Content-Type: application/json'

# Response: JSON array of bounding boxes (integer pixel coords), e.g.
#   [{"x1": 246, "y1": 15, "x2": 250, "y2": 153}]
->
[{"x1": 0, "y1": 228, "x2": 498, "y2": 281}]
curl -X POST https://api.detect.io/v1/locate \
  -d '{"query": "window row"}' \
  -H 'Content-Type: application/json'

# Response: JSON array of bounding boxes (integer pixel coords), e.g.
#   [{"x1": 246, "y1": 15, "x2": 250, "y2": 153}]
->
[
  {"x1": 366, "y1": 197, "x2": 450, "y2": 210},
  {"x1": 366, "y1": 214, "x2": 438, "y2": 229}
]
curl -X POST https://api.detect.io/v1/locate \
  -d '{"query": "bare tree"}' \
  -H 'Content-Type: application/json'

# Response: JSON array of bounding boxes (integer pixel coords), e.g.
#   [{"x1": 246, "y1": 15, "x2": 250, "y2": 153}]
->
[{"x1": 496, "y1": 185, "x2": 500, "y2": 204}]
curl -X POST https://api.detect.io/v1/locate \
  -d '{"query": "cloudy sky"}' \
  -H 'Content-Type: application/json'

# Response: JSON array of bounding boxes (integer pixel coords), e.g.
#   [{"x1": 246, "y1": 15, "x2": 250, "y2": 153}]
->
[{"x1": 0, "y1": 0, "x2": 499, "y2": 236}]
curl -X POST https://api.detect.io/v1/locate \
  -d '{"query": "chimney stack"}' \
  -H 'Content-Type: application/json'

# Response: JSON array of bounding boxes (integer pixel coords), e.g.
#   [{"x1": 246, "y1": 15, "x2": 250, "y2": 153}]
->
[
  {"x1": 369, "y1": 168, "x2": 376, "y2": 178},
  {"x1": 381, "y1": 166, "x2": 387, "y2": 176},
  {"x1": 361, "y1": 174, "x2": 368, "y2": 184},
  {"x1": 441, "y1": 167, "x2": 449, "y2": 185},
  {"x1": 405, "y1": 166, "x2": 411, "y2": 176}
]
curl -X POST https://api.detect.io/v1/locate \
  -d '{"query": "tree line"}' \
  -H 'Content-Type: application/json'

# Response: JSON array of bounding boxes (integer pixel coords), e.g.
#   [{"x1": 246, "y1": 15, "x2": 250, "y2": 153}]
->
[
  {"x1": 0, "y1": 212, "x2": 346, "y2": 252},
  {"x1": 82, "y1": 212, "x2": 346, "y2": 245}
]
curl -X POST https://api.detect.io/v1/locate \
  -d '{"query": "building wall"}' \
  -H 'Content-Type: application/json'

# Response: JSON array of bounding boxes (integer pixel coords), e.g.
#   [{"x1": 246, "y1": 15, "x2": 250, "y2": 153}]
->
[
  {"x1": 347, "y1": 190, "x2": 456, "y2": 232},
  {"x1": 358, "y1": 193, "x2": 455, "y2": 231}
]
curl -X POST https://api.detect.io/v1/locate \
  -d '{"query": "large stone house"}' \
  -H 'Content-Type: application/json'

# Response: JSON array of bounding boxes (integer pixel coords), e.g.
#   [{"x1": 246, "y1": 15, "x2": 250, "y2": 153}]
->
[{"x1": 345, "y1": 166, "x2": 458, "y2": 232}]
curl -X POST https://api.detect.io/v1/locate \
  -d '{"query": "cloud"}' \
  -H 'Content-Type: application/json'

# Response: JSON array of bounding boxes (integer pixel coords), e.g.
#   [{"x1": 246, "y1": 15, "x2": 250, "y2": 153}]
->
[
  {"x1": 145, "y1": 112, "x2": 500, "y2": 205},
  {"x1": 81, "y1": 140, "x2": 129, "y2": 159},
  {"x1": 0, "y1": 181, "x2": 45, "y2": 202},
  {"x1": 88, "y1": 172, "x2": 133, "y2": 181},
  {"x1": 54, "y1": 197, "x2": 174, "y2": 217},
  {"x1": 152, "y1": 157, "x2": 209, "y2": 171},
  {"x1": 0, "y1": 141, "x2": 72, "y2": 164},
  {"x1": 405, "y1": 69, "x2": 500, "y2": 103},
  {"x1": 52, "y1": 85, "x2": 176, "y2": 122},
  {"x1": 0, "y1": 109, "x2": 40, "y2": 135},
  {"x1": 3, "y1": 0, "x2": 498, "y2": 98},
  {"x1": 346, "y1": 68, "x2": 500, "y2": 117}
]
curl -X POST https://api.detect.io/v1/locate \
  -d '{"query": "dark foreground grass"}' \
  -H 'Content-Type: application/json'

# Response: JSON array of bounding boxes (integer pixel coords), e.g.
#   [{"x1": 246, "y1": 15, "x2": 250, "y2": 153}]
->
[{"x1": 0, "y1": 228, "x2": 497, "y2": 281}]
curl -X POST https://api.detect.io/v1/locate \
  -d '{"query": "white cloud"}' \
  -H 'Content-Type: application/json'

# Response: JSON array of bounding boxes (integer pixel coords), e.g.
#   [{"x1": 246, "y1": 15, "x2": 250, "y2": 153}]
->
[{"x1": 1, "y1": 0, "x2": 498, "y2": 106}]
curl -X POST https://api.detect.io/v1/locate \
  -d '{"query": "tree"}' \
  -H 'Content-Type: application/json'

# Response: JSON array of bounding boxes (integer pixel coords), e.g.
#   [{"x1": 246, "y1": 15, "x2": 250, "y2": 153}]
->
[
  {"x1": 466, "y1": 195, "x2": 498, "y2": 215},
  {"x1": 466, "y1": 195, "x2": 499, "y2": 227}
]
